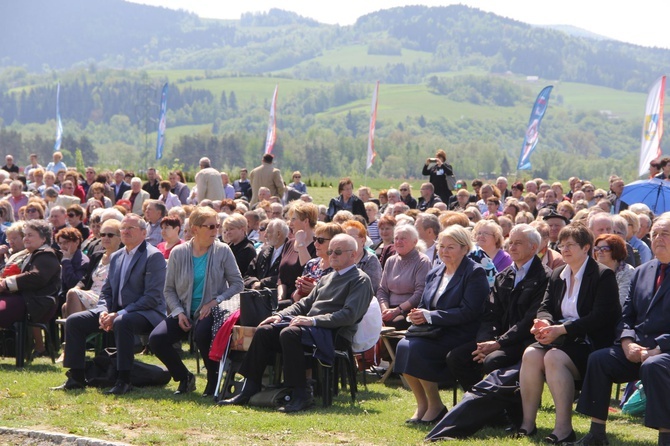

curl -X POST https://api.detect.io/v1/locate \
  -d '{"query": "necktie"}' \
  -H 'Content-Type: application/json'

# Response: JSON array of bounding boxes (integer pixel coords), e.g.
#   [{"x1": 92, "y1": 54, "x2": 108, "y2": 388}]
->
[{"x1": 656, "y1": 263, "x2": 667, "y2": 293}]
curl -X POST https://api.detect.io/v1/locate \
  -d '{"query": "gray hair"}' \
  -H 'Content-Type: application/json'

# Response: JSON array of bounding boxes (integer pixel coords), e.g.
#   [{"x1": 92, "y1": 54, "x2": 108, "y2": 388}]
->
[
  {"x1": 509, "y1": 223, "x2": 542, "y2": 251},
  {"x1": 611, "y1": 215, "x2": 628, "y2": 238},
  {"x1": 394, "y1": 223, "x2": 419, "y2": 242},
  {"x1": 101, "y1": 208, "x2": 124, "y2": 222},
  {"x1": 130, "y1": 177, "x2": 142, "y2": 186},
  {"x1": 267, "y1": 218, "x2": 289, "y2": 239},
  {"x1": 416, "y1": 213, "x2": 440, "y2": 236},
  {"x1": 331, "y1": 233, "x2": 358, "y2": 252},
  {"x1": 25, "y1": 219, "x2": 52, "y2": 245}
]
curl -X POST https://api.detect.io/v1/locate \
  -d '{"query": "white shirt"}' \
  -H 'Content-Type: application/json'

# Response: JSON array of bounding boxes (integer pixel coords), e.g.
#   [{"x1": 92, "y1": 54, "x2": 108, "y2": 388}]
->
[
  {"x1": 337, "y1": 264, "x2": 357, "y2": 276},
  {"x1": 270, "y1": 244, "x2": 284, "y2": 266},
  {"x1": 559, "y1": 257, "x2": 589, "y2": 321}
]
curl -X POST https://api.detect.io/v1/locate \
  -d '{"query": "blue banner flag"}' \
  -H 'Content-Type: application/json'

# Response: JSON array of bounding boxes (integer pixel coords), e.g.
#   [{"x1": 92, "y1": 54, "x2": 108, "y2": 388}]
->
[
  {"x1": 54, "y1": 82, "x2": 63, "y2": 152},
  {"x1": 156, "y1": 82, "x2": 168, "y2": 160},
  {"x1": 517, "y1": 85, "x2": 553, "y2": 170}
]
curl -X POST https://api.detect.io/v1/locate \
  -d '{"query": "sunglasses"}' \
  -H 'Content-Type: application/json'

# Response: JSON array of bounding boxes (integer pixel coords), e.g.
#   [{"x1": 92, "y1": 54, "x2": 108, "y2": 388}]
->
[
  {"x1": 326, "y1": 249, "x2": 353, "y2": 256},
  {"x1": 200, "y1": 224, "x2": 221, "y2": 230},
  {"x1": 399, "y1": 188, "x2": 408, "y2": 192},
  {"x1": 259, "y1": 226, "x2": 268, "y2": 231},
  {"x1": 593, "y1": 246, "x2": 612, "y2": 253},
  {"x1": 67, "y1": 213, "x2": 78, "y2": 218},
  {"x1": 313, "y1": 236, "x2": 331, "y2": 244},
  {"x1": 294, "y1": 176, "x2": 301, "y2": 179},
  {"x1": 99, "y1": 232, "x2": 119, "y2": 238}
]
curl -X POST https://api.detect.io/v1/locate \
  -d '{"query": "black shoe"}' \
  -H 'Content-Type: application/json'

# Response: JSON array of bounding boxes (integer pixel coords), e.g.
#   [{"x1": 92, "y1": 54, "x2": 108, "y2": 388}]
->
[
  {"x1": 544, "y1": 430, "x2": 576, "y2": 444},
  {"x1": 420, "y1": 406, "x2": 448, "y2": 425},
  {"x1": 405, "y1": 417, "x2": 422, "y2": 424},
  {"x1": 174, "y1": 373, "x2": 195, "y2": 395},
  {"x1": 277, "y1": 395, "x2": 315, "y2": 413},
  {"x1": 512, "y1": 426, "x2": 537, "y2": 438},
  {"x1": 567, "y1": 432, "x2": 609, "y2": 446},
  {"x1": 106, "y1": 381, "x2": 133, "y2": 395},
  {"x1": 50, "y1": 377, "x2": 86, "y2": 391},
  {"x1": 218, "y1": 392, "x2": 252, "y2": 406},
  {"x1": 202, "y1": 380, "x2": 216, "y2": 398}
]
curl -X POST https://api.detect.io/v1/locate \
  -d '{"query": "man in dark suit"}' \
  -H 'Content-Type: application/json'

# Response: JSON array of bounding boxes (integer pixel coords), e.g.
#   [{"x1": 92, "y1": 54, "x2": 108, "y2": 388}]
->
[
  {"x1": 607, "y1": 177, "x2": 628, "y2": 214},
  {"x1": 221, "y1": 234, "x2": 373, "y2": 412},
  {"x1": 446, "y1": 224, "x2": 551, "y2": 391},
  {"x1": 243, "y1": 219, "x2": 287, "y2": 290},
  {"x1": 574, "y1": 216, "x2": 670, "y2": 446},
  {"x1": 53, "y1": 214, "x2": 167, "y2": 395},
  {"x1": 111, "y1": 169, "x2": 130, "y2": 202}
]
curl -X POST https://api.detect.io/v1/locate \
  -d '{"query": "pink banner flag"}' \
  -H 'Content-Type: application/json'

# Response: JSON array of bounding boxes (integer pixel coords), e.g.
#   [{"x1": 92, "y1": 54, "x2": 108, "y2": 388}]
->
[
  {"x1": 367, "y1": 81, "x2": 379, "y2": 170},
  {"x1": 639, "y1": 76, "x2": 666, "y2": 177},
  {"x1": 264, "y1": 84, "x2": 279, "y2": 154}
]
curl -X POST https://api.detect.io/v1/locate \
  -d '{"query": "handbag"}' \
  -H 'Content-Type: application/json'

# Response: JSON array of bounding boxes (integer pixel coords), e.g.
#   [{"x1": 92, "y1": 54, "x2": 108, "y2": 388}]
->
[
  {"x1": 239, "y1": 288, "x2": 277, "y2": 326},
  {"x1": 248, "y1": 386, "x2": 293, "y2": 408},
  {"x1": 621, "y1": 381, "x2": 646, "y2": 416},
  {"x1": 405, "y1": 324, "x2": 443, "y2": 339}
]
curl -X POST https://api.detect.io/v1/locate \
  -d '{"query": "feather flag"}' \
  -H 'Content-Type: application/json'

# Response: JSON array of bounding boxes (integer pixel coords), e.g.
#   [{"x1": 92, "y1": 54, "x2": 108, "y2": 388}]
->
[
  {"x1": 54, "y1": 82, "x2": 63, "y2": 152},
  {"x1": 366, "y1": 81, "x2": 379, "y2": 170},
  {"x1": 155, "y1": 82, "x2": 168, "y2": 160},
  {"x1": 517, "y1": 85, "x2": 553, "y2": 171},
  {"x1": 639, "y1": 76, "x2": 666, "y2": 177},
  {"x1": 264, "y1": 84, "x2": 279, "y2": 154}
]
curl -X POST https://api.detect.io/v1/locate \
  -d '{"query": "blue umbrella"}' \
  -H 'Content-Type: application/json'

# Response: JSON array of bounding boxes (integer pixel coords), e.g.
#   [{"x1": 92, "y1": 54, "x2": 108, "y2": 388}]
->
[{"x1": 621, "y1": 178, "x2": 670, "y2": 214}]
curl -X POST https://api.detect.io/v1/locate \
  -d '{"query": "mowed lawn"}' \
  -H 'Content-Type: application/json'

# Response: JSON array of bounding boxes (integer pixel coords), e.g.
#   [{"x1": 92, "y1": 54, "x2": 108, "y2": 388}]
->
[{"x1": 0, "y1": 350, "x2": 657, "y2": 445}]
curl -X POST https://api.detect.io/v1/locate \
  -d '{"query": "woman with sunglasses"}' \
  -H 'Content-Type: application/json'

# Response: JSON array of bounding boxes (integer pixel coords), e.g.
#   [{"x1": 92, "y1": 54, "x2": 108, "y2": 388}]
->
[
  {"x1": 593, "y1": 234, "x2": 634, "y2": 306},
  {"x1": 289, "y1": 171, "x2": 307, "y2": 194},
  {"x1": 222, "y1": 213, "x2": 256, "y2": 276},
  {"x1": 149, "y1": 206, "x2": 244, "y2": 397},
  {"x1": 291, "y1": 223, "x2": 344, "y2": 301},
  {"x1": 24, "y1": 202, "x2": 45, "y2": 220},
  {"x1": 62, "y1": 219, "x2": 122, "y2": 318}
]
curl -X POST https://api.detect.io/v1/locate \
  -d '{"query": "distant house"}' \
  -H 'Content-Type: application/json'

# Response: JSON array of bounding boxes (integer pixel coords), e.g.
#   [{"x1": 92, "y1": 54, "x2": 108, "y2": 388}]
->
[{"x1": 526, "y1": 76, "x2": 539, "y2": 82}]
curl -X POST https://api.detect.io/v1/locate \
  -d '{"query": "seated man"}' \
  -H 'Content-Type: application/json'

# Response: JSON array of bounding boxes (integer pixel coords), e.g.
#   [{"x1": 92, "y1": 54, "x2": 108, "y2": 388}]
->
[
  {"x1": 220, "y1": 234, "x2": 373, "y2": 412},
  {"x1": 574, "y1": 216, "x2": 670, "y2": 446},
  {"x1": 53, "y1": 214, "x2": 167, "y2": 395},
  {"x1": 446, "y1": 224, "x2": 551, "y2": 391}
]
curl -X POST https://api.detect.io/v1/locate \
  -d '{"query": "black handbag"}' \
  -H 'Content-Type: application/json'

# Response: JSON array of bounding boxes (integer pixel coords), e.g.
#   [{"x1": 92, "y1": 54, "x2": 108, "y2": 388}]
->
[
  {"x1": 239, "y1": 288, "x2": 278, "y2": 326},
  {"x1": 405, "y1": 324, "x2": 443, "y2": 339}
]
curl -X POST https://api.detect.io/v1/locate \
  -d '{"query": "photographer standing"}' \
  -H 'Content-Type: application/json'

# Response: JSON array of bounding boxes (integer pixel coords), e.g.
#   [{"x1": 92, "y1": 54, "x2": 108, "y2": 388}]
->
[{"x1": 422, "y1": 149, "x2": 454, "y2": 204}]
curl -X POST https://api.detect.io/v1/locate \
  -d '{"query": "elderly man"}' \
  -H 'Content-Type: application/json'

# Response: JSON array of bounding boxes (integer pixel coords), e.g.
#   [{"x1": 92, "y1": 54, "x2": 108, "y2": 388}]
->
[
  {"x1": 608, "y1": 178, "x2": 628, "y2": 213},
  {"x1": 220, "y1": 172, "x2": 235, "y2": 199},
  {"x1": 529, "y1": 221, "x2": 564, "y2": 271},
  {"x1": 476, "y1": 184, "x2": 494, "y2": 215},
  {"x1": 244, "y1": 218, "x2": 289, "y2": 290},
  {"x1": 55, "y1": 180, "x2": 81, "y2": 209},
  {"x1": 249, "y1": 153, "x2": 285, "y2": 205},
  {"x1": 574, "y1": 217, "x2": 670, "y2": 446},
  {"x1": 525, "y1": 180, "x2": 539, "y2": 195},
  {"x1": 24, "y1": 154, "x2": 43, "y2": 179},
  {"x1": 53, "y1": 214, "x2": 167, "y2": 395},
  {"x1": 2, "y1": 155, "x2": 19, "y2": 176},
  {"x1": 496, "y1": 177, "x2": 511, "y2": 200},
  {"x1": 417, "y1": 183, "x2": 442, "y2": 211},
  {"x1": 144, "y1": 200, "x2": 167, "y2": 247},
  {"x1": 142, "y1": 167, "x2": 161, "y2": 199},
  {"x1": 122, "y1": 177, "x2": 150, "y2": 216},
  {"x1": 446, "y1": 224, "x2": 551, "y2": 391},
  {"x1": 195, "y1": 157, "x2": 225, "y2": 202},
  {"x1": 111, "y1": 169, "x2": 130, "y2": 202},
  {"x1": 543, "y1": 210, "x2": 568, "y2": 252},
  {"x1": 221, "y1": 234, "x2": 373, "y2": 412}
]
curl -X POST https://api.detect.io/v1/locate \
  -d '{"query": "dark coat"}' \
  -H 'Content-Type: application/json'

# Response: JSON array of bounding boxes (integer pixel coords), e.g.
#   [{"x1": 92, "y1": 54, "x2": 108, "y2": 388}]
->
[
  {"x1": 326, "y1": 194, "x2": 368, "y2": 223},
  {"x1": 417, "y1": 194, "x2": 443, "y2": 211},
  {"x1": 244, "y1": 242, "x2": 284, "y2": 289},
  {"x1": 422, "y1": 163, "x2": 453, "y2": 203},
  {"x1": 478, "y1": 256, "x2": 551, "y2": 348},
  {"x1": 228, "y1": 237, "x2": 257, "y2": 277},
  {"x1": 537, "y1": 257, "x2": 621, "y2": 350},
  {"x1": 77, "y1": 250, "x2": 104, "y2": 291},
  {"x1": 14, "y1": 246, "x2": 62, "y2": 322}
]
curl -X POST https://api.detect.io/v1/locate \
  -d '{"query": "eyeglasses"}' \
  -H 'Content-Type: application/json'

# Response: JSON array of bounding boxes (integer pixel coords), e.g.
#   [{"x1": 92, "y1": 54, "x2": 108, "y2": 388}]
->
[
  {"x1": 294, "y1": 176, "x2": 301, "y2": 179},
  {"x1": 26, "y1": 208, "x2": 39, "y2": 213},
  {"x1": 593, "y1": 246, "x2": 612, "y2": 253},
  {"x1": 313, "y1": 236, "x2": 331, "y2": 244},
  {"x1": 99, "y1": 232, "x2": 119, "y2": 238},
  {"x1": 259, "y1": 226, "x2": 268, "y2": 231},
  {"x1": 200, "y1": 224, "x2": 221, "y2": 230},
  {"x1": 399, "y1": 188, "x2": 408, "y2": 192},
  {"x1": 121, "y1": 226, "x2": 141, "y2": 231},
  {"x1": 557, "y1": 242, "x2": 579, "y2": 251},
  {"x1": 67, "y1": 213, "x2": 77, "y2": 218},
  {"x1": 327, "y1": 249, "x2": 353, "y2": 256},
  {"x1": 594, "y1": 194, "x2": 604, "y2": 199},
  {"x1": 475, "y1": 231, "x2": 493, "y2": 238}
]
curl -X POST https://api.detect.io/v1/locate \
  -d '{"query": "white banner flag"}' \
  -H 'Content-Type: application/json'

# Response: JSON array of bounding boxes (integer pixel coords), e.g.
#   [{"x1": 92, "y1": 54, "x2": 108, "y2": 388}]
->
[{"x1": 639, "y1": 76, "x2": 666, "y2": 177}]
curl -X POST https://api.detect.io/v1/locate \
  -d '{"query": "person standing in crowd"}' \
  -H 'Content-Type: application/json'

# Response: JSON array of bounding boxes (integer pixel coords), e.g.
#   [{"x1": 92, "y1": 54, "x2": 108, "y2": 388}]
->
[
  {"x1": 422, "y1": 149, "x2": 453, "y2": 204},
  {"x1": 45, "y1": 151, "x2": 66, "y2": 174},
  {"x1": 233, "y1": 168, "x2": 252, "y2": 201},
  {"x1": 325, "y1": 178, "x2": 368, "y2": 223},
  {"x1": 142, "y1": 167, "x2": 161, "y2": 200},
  {"x1": 249, "y1": 153, "x2": 285, "y2": 205},
  {"x1": 399, "y1": 182, "x2": 418, "y2": 209},
  {"x1": 2, "y1": 155, "x2": 19, "y2": 176},
  {"x1": 194, "y1": 157, "x2": 225, "y2": 203}
]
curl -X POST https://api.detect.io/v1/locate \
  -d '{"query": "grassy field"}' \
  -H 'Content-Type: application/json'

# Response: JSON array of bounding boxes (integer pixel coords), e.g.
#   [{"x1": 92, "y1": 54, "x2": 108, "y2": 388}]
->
[
  {"x1": 0, "y1": 350, "x2": 656, "y2": 446},
  {"x1": 286, "y1": 45, "x2": 433, "y2": 71}
]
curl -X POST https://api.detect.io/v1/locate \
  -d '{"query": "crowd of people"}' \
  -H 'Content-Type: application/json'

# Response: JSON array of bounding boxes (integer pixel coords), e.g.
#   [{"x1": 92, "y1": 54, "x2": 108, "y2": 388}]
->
[{"x1": 0, "y1": 149, "x2": 668, "y2": 444}]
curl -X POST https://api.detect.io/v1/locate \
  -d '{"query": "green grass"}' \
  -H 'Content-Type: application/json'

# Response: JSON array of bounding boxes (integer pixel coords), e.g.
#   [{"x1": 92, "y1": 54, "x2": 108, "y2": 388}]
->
[
  {"x1": 286, "y1": 45, "x2": 433, "y2": 71},
  {"x1": 0, "y1": 351, "x2": 657, "y2": 445}
]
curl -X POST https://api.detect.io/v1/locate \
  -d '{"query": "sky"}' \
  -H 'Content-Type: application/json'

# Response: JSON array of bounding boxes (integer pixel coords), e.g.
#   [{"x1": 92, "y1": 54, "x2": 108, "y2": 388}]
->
[{"x1": 127, "y1": 0, "x2": 669, "y2": 49}]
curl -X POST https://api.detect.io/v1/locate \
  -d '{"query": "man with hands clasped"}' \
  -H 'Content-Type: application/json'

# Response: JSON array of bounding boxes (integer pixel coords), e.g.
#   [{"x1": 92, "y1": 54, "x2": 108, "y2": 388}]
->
[
  {"x1": 220, "y1": 234, "x2": 373, "y2": 413},
  {"x1": 573, "y1": 217, "x2": 670, "y2": 446}
]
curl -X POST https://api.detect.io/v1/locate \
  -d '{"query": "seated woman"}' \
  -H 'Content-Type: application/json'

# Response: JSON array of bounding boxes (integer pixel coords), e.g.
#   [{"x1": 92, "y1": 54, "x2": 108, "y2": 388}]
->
[
  {"x1": 88, "y1": 182, "x2": 113, "y2": 208},
  {"x1": 62, "y1": 219, "x2": 122, "y2": 318},
  {"x1": 159, "y1": 180, "x2": 181, "y2": 211},
  {"x1": 291, "y1": 223, "x2": 344, "y2": 301},
  {"x1": 342, "y1": 220, "x2": 383, "y2": 294},
  {"x1": 222, "y1": 213, "x2": 256, "y2": 277},
  {"x1": 24, "y1": 202, "x2": 45, "y2": 221},
  {"x1": 157, "y1": 216, "x2": 183, "y2": 260},
  {"x1": 365, "y1": 202, "x2": 380, "y2": 245},
  {"x1": 148, "y1": 206, "x2": 244, "y2": 397},
  {"x1": 0, "y1": 219, "x2": 62, "y2": 356},
  {"x1": 56, "y1": 227, "x2": 90, "y2": 301},
  {"x1": 277, "y1": 202, "x2": 317, "y2": 308},
  {"x1": 593, "y1": 233, "x2": 635, "y2": 307},
  {"x1": 0, "y1": 222, "x2": 28, "y2": 274},
  {"x1": 517, "y1": 224, "x2": 621, "y2": 443},
  {"x1": 473, "y1": 219, "x2": 512, "y2": 272},
  {"x1": 395, "y1": 225, "x2": 489, "y2": 424},
  {"x1": 373, "y1": 214, "x2": 396, "y2": 269},
  {"x1": 81, "y1": 210, "x2": 103, "y2": 257},
  {"x1": 377, "y1": 224, "x2": 431, "y2": 330}
]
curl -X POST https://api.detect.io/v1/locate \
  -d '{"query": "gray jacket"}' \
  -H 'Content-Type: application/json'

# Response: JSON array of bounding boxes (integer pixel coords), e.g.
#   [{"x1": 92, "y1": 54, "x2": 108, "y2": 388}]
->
[{"x1": 164, "y1": 239, "x2": 244, "y2": 319}]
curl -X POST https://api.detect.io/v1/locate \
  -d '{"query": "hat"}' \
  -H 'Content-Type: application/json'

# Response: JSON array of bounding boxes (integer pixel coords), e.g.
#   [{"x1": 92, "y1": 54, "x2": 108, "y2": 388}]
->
[{"x1": 543, "y1": 209, "x2": 570, "y2": 224}]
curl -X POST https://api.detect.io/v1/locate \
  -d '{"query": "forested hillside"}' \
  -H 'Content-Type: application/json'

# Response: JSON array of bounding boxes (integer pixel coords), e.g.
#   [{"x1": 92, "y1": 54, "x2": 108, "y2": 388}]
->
[{"x1": 0, "y1": 2, "x2": 666, "y2": 183}]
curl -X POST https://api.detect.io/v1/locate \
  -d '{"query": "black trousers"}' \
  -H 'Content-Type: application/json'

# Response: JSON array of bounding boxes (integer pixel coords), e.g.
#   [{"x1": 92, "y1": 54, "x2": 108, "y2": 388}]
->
[
  {"x1": 446, "y1": 341, "x2": 526, "y2": 391},
  {"x1": 63, "y1": 310, "x2": 153, "y2": 371},
  {"x1": 576, "y1": 345, "x2": 670, "y2": 430},
  {"x1": 148, "y1": 315, "x2": 215, "y2": 382}
]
